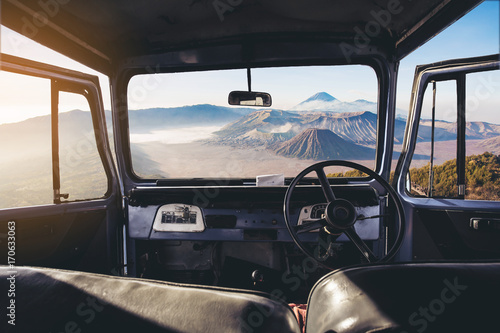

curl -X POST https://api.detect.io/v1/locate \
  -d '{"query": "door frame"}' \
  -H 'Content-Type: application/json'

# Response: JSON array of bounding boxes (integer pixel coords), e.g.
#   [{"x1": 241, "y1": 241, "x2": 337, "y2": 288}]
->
[
  {"x1": 394, "y1": 54, "x2": 500, "y2": 260},
  {"x1": 0, "y1": 54, "x2": 124, "y2": 273}
]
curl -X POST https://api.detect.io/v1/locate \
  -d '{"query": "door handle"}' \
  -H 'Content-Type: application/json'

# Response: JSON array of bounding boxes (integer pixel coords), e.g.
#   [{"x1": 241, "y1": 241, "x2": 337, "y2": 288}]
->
[{"x1": 470, "y1": 218, "x2": 500, "y2": 231}]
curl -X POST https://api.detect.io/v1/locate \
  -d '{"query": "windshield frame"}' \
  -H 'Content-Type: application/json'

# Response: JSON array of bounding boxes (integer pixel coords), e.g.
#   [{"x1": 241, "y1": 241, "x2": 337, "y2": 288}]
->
[{"x1": 112, "y1": 53, "x2": 393, "y2": 189}]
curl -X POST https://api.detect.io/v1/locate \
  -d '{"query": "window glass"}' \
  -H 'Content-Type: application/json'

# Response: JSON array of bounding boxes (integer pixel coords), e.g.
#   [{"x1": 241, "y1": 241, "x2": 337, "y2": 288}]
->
[
  {"x1": 409, "y1": 80, "x2": 458, "y2": 198},
  {"x1": 128, "y1": 65, "x2": 378, "y2": 179},
  {"x1": 1, "y1": 25, "x2": 117, "y2": 175},
  {"x1": 59, "y1": 92, "x2": 108, "y2": 201},
  {"x1": 0, "y1": 71, "x2": 52, "y2": 208},
  {"x1": 464, "y1": 70, "x2": 500, "y2": 201},
  {"x1": 0, "y1": 72, "x2": 109, "y2": 208},
  {"x1": 408, "y1": 69, "x2": 500, "y2": 201}
]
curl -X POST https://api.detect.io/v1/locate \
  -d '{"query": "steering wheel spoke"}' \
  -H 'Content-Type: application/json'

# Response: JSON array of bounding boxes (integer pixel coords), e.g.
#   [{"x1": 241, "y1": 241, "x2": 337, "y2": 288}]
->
[
  {"x1": 295, "y1": 219, "x2": 326, "y2": 234},
  {"x1": 357, "y1": 214, "x2": 390, "y2": 221},
  {"x1": 315, "y1": 167, "x2": 336, "y2": 202},
  {"x1": 344, "y1": 227, "x2": 377, "y2": 262}
]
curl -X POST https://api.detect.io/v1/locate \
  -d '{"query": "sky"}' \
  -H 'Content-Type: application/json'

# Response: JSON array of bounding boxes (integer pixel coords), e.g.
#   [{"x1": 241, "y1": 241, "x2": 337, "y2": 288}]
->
[
  {"x1": 0, "y1": 1, "x2": 498, "y2": 125},
  {"x1": 126, "y1": 64, "x2": 378, "y2": 111}
]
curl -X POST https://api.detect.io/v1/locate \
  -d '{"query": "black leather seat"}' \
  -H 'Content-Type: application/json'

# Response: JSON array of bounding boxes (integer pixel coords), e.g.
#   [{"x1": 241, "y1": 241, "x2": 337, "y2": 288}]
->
[
  {"x1": 306, "y1": 262, "x2": 500, "y2": 333},
  {"x1": 0, "y1": 266, "x2": 300, "y2": 333}
]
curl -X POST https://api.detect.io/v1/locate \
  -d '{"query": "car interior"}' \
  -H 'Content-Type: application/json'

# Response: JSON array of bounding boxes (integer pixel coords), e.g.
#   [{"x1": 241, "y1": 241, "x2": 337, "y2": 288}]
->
[{"x1": 0, "y1": 0, "x2": 499, "y2": 332}]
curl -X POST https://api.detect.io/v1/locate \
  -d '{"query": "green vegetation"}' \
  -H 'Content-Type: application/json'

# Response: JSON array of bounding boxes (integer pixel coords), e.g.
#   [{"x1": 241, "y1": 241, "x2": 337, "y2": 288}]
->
[
  {"x1": 327, "y1": 169, "x2": 394, "y2": 184},
  {"x1": 327, "y1": 170, "x2": 368, "y2": 178},
  {"x1": 409, "y1": 152, "x2": 500, "y2": 200}
]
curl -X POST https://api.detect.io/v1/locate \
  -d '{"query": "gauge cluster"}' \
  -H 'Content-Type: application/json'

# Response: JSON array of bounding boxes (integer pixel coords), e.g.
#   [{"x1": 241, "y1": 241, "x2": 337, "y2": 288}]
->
[
  {"x1": 310, "y1": 204, "x2": 327, "y2": 219},
  {"x1": 297, "y1": 203, "x2": 381, "y2": 241}
]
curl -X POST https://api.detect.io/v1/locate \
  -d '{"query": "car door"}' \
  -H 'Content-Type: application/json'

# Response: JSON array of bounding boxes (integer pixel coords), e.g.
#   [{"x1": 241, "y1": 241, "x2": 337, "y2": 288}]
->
[
  {"x1": 394, "y1": 54, "x2": 500, "y2": 260},
  {"x1": 0, "y1": 54, "x2": 124, "y2": 274}
]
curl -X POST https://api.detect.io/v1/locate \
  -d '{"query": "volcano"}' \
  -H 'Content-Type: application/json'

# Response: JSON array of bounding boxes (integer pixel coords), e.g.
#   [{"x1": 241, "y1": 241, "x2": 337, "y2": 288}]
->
[{"x1": 272, "y1": 128, "x2": 375, "y2": 160}]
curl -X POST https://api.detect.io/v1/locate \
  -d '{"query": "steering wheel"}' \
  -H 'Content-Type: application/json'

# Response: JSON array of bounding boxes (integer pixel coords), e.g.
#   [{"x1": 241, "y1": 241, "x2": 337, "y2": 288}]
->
[{"x1": 283, "y1": 160, "x2": 405, "y2": 268}]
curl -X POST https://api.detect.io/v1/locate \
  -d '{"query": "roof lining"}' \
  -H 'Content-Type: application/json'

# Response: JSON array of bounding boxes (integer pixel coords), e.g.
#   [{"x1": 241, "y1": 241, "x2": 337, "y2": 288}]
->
[
  {"x1": 6, "y1": 0, "x2": 110, "y2": 62},
  {"x1": 0, "y1": 0, "x2": 485, "y2": 72}
]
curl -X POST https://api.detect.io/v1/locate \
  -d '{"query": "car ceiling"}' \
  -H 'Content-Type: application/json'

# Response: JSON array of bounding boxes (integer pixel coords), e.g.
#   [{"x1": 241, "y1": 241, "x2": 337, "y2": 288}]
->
[{"x1": 1, "y1": 0, "x2": 483, "y2": 75}]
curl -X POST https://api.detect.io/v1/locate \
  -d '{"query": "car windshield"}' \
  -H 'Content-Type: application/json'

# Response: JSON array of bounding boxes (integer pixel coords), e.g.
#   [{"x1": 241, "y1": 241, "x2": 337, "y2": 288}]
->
[{"x1": 127, "y1": 65, "x2": 379, "y2": 179}]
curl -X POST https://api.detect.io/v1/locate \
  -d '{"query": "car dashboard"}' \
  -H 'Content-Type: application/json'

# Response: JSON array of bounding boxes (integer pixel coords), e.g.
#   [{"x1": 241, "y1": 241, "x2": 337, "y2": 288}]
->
[
  {"x1": 128, "y1": 184, "x2": 381, "y2": 242},
  {"x1": 127, "y1": 184, "x2": 384, "y2": 301}
]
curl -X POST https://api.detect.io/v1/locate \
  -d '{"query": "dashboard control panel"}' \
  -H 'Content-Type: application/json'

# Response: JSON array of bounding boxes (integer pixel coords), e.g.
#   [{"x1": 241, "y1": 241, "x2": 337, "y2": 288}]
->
[{"x1": 153, "y1": 204, "x2": 205, "y2": 232}]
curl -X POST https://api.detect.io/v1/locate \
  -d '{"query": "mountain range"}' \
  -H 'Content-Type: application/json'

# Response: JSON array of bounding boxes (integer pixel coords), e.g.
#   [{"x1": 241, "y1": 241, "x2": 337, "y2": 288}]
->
[
  {"x1": 211, "y1": 107, "x2": 500, "y2": 149},
  {"x1": 2, "y1": 92, "x2": 500, "y2": 169},
  {"x1": 418, "y1": 119, "x2": 500, "y2": 141},
  {"x1": 3, "y1": 93, "x2": 498, "y2": 207},
  {"x1": 212, "y1": 109, "x2": 384, "y2": 146}
]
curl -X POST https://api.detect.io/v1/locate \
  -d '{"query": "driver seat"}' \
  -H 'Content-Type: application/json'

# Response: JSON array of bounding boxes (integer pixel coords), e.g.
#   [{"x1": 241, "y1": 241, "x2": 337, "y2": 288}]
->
[{"x1": 306, "y1": 261, "x2": 500, "y2": 332}]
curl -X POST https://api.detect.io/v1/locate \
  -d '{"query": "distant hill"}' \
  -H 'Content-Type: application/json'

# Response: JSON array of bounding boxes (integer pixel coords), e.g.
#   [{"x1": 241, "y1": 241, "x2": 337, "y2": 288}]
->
[
  {"x1": 271, "y1": 128, "x2": 375, "y2": 160},
  {"x1": 128, "y1": 104, "x2": 256, "y2": 133},
  {"x1": 0, "y1": 110, "x2": 98, "y2": 158},
  {"x1": 475, "y1": 136, "x2": 500, "y2": 153},
  {"x1": 418, "y1": 119, "x2": 500, "y2": 141},
  {"x1": 0, "y1": 109, "x2": 162, "y2": 208}
]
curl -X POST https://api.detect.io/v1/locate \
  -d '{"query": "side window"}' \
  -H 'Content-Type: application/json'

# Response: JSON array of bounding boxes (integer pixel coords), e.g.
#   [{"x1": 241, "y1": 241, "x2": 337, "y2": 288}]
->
[
  {"x1": 58, "y1": 92, "x2": 108, "y2": 201},
  {"x1": 408, "y1": 69, "x2": 500, "y2": 201},
  {"x1": 465, "y1": 70, "x2": 500, "y2": 200},
  {"x1": 0, "y1": 71, "x2": 53, "y2": 208},
  {"x1": 0, "y1": 67, "x2": 108, "y2": 209}
]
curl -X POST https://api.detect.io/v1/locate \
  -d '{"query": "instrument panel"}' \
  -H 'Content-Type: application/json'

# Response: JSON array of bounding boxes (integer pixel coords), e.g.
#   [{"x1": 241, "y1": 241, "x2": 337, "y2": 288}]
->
[
  {"x1": 297, "y1": 203, "x2": 381, "y2": 241},
  {"x1": 128, "y1": 185, "x2": 382, "y2": 241}
]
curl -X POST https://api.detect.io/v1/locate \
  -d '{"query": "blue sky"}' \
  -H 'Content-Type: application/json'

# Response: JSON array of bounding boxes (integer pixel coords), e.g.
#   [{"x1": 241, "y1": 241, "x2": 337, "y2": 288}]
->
[
  {"x1": 127, "y1": 64, "x2": 378, "y2": 111},
  {"x1": 0, "y1": 1, "x2": 498, "y2": 124},
  {"x1": 397, "y1": 0, "x2": 500, "y2": 122}
]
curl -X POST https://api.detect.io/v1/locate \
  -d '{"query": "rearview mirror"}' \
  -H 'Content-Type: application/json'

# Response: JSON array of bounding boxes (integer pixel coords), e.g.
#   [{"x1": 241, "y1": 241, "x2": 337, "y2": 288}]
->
[{"x1": 228, "y1": 91, "x2": 272, "y2": 107}]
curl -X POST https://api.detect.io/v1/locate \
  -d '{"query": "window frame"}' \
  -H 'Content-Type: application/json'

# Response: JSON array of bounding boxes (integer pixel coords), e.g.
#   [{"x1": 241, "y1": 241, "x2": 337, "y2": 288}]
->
[
  {"x1": 395, "y1": 54, "x2": 500, "y2": 203},
  {"x1": 0, "y1": 53, "x2": 114, "y2": 207},
  {"x1": 119, "y1": 59, "x2": 390, "y2": 185}
]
